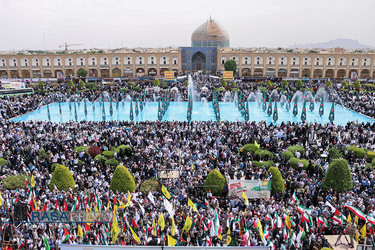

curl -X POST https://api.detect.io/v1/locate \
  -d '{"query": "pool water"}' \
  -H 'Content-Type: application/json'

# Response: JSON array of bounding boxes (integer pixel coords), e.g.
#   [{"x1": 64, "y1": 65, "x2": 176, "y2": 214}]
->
[{"x1": 12, "y1": 101, "x2": 374, "y2": 125}]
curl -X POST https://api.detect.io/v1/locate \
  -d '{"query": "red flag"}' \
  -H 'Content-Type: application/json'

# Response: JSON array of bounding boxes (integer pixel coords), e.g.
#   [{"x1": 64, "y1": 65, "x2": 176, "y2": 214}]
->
[{"x1": 63, "y1": 202, "x2": 68, "y2": 211}]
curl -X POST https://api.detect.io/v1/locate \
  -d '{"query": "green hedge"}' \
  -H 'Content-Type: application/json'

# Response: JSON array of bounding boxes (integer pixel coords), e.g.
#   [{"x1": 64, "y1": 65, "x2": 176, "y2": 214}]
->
[
  {"x1": 268, "y1": 167, "x2": 285, "y2": 195},
  {"x1": 0, "y1": 158, "x2": 6, "y2": 167},
  {"x1": 73, "y1": 146, "x2": 88, "y2": 153},
  {"x1": 367, "y1": 151, "x2": 375, "y2": 160},
  {"x1": 347, "y1": 146, "x2": 367, "y2": 158},
  {"x1": 328, "y1": 147, "x2": 342, "y2": 160},
  {"x1": 110, "y1": 165, "x2": 136, "y2": 194},
  {"x1": 289, "y1": 157, "x2": 309, "y2": 170},
  {"x1": 94, "y1": 154, "x2": 107, "y2": 162},
  {"x1": 49, "y1": 165, "x2": 75, "y2": 191},
  {"x1": 255, "y1": 149, "x2": 274, "y2": 160},
  {"x1": 281, "y1": 151, "x2": 294, "y2": 160},
  {"x1": 102, "y1": 151, "x2": 114, "y2": 159},
  {"x1": 39, "y1": 149, "x2": 48, "y2": 161},
  {"x1": 204, "y1": 169, "x2": 226, "y2": 196},
  {"x1": 323, "y1": 159, "x2": 353, "y2": 192},
  {"x1": 287, "y1": 145, "x2": 305, "y2": 156},
  {"x1": 242, "y1": 144, "x2": 258, "y2": 155},
  {"x1": 252, "y1": 160, "x2": 274, "y2": 170},
  {"x1": 372, "y1": 158, "x2": 375, "y2": 167},
  {"x1": 105, "y1": 158, "x2": 119, "y2": 167},
  {"x1": 2, "y1": 175, "x2": 30, "y2": 190},
  {"x1": 139, "y1": 178, "x2": 161, "y2": 195}
]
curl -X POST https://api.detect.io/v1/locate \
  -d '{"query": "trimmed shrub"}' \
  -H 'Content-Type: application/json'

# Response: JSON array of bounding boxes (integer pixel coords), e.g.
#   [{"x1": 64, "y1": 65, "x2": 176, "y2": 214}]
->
[
  {"x1": 347, "y1": 146, "x2": 366, "y2": 158},
  {"x1": 140, "y1": 178, "x2": 161, "y2": 195},
  {"x1": 51, "y1": 163, "x2": 59, "y2": 171},
  {"x1": 281, "y1": 151, "x2": 294, "y2": 160},
  {"x1": 88, "y1": 146, "x2": 101, "y2": 158},
  {"x1": 86, "y1": 82, "x2": 98, "y2": 90},
  {"x1": 287, "y1": 145, "x2": 305, "y2": 156},
  {"x1": 77, "y1": 160, "x2": 83, "y2": 167},
  {"x1": 367, "y1": 151, "x2": 375, "y2": 160},
  {"x1": 323, "y1": 159, "x2": 353, "y2": 192},
  {"x1": 263, "y1": 160, "x2": 274, "y2": 170},
  {"x1": 133, "y1": 86, "x2": 141, "y2": 92},
  {"x1": 49, "y1": 165, "x2": 75, "y2": 191},
  {"x1": 73, "y1": 146, "x2": 88, "y2": 153},
  {"x1": 255, "y1": 149, "x2": 274, "y2": 160},
  {"x1": 252, "y1": 161, "x2": 262, "y2": 168},
  {"x1": 372, "y1": 158, "x2": 375, "y2": 167},
  {"x1": 242, "y1": 144, "x2": 258, "y2": 155},
  {"x1": 39, "y1": 149, "x2": 48, "y2": 161},
  {"x1": 289, "y1": 157, "x2": 309, "y2": 170},
  {"x1": 102, "y1": 151, "x2": 114, "y2": 159},
  {"x1": 117, "y1": 145, "x2": 132, "y2": 156},
  {"x1": 328, "y1": 147, "x2": 342, "y2": 160},
  {"x1": 2, "y1": 175, "x2": 30, "y2": 190},
  {"x1": 94, "y1": 154, "x2": 107, "y2": 162},
  {"x1": 268, "y1": 167, "x2": 285, "y2": 195},
  {"x1": 105, "y1": 158, "x2": 118, "y2": 167},
  {"x1": 110, "y1": 165, "x2": 136, "y2": 194},
  {"x1": 120, "y1": 88, "x2": 129, "y2": 92},
  {"x1": 204, "y1": 169, "x2": 226, "y2": 196},
  {"x1": 0, "y1": 158, "x2": 6, "y2": 167}
]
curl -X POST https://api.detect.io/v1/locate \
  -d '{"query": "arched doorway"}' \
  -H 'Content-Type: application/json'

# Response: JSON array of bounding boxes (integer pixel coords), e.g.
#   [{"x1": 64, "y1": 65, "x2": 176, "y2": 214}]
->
[
  {"x1": 32, "y1": 70, "x2": 41, "y2": 78},
  {"x1": 160, "y1": 68, "x2": 169, "y2": 76},
  {"x1": 65, "y1": 69, "x2": 74, "y2": 77},
  {"x1": 302, "y1": 69, "x2": 311, "y2": 78},
  {"x1": 373, "y1": 71, "x2": 375, "y2": 79},
  {"x1": 278, "y1": 69, "x2": 287, "y2": 77},
  {"x1": 0, "y1": 70, "x2": 7, "y2": 78},
  {"x1": 112, "y1": 68, "x2": 121, "y2": 77},
  {"x1": 10, "y1": 70, "x2": 19, "y2": 78},
  {"x1": 313, "y1": 69, "x2": 323, "y2": 78},
  {"x1": 337, "y1": 69, "x2": 346, "y2": 79},
  {"x1": 136, "y1": 68, "x2": 145, "y2": 77},
  {"x1": 124, "y1": 68, "x2": 133, "y2": 77},
  {"x1": 242, "y1": 68, "x2": 251, "y2": 76},
  {"x1": 253, "y1": 68, "x2": 263, "y2": 76},
  {"x1": 89, "y1": 69, "x2": 97, "y2": 77},
  {"x1": 55, "y1": 70, "x2": 64, "y2": 78},
  {"x1": 349, "y1": 69, "x2": 358, "y2": 79},
  {"x1": 21, "y1": 70, "x2": 30, "y2": 78},
  {"x1": 325, "y1": 69, "x2": 334, "y2": 78},
  {"x1": 100, "y1": 69, "x2": 110, "y2": 78},
  {"x1": 192, "y1": 52, "x2": 206, "y2": 71},
  {"x1": 361, "y1": 69, "x2": 370, "y2": 78},
  {"x1": 289, "y1": 69, "x2": 299, "y2": 77},
  {"x1": 44, "y1": 70, "x2": 52, "y2": 78},
  {"x1": 148, "y1": 68, "x2": 157, "y2": 76}
]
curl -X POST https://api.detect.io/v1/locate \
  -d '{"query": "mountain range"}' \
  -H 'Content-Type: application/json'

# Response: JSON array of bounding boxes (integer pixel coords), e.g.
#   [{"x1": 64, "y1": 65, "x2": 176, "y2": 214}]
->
[{"x1": 289, "y1": 38, "x2": 374, "y2": 49}]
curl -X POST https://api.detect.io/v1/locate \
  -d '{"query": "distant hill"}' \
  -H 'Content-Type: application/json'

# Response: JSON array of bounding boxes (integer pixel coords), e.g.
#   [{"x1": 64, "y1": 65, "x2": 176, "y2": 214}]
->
[{"x1": 289, "y1": 38, "x2": 375, "y2": 49}]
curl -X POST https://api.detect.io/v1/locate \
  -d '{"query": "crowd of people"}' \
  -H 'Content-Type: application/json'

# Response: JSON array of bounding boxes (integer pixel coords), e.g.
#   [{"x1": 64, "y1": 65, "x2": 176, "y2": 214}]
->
[{"x1": 0, "y1": 76, "x2": 374, "y2": 249}]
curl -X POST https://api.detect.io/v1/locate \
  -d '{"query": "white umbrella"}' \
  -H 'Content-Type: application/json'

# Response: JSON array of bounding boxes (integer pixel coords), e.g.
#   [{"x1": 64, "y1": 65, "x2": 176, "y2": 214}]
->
[
  {"x1": 201, "y1": 86, "x2": 209, "y2": 92},
  {"x1": 171, "y1": 87, "x2": 179, "y2": 92}
]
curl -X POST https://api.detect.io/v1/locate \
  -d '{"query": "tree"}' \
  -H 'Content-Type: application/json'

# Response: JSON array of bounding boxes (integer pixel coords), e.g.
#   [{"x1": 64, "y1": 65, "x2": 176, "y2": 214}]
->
[
  {"x1": 49, "y1": 165, "x2": 75, "y2": 191},
  {"x1": 77, "y1": 68, "x2": 88, "y2": 77},
  {"x1": 328, "y1": 147, "x2": 342, "y2": 161},
  {"x1": 110, "y1": 165, "x2": 136, "y2": 193},
  {"x1": 268, "y1": 167, "x2": 285, "y2": 195},
  {"x1": 342, "y1": 80, "x2": 348, "y2": 88},
  {"x1": 88, "y1": 146, "x2": 101, "y2": 158},
  {"x1": 296, "y1": 79, "x2": 303, "y2": 88},
  {"x1": 2, "y1": 175, "x2": 30, "y2": 190},
  {"x1": 68, "y1": 80, "x2": 75, "y2": 89},
  {"x1": 354, "y1": 79, "x2": 361, "y2": 91},
  {"x1": 38, "y1": 81, "x2": 44, "y2": 90},
  {"x1": 326, "y1": 80, "x2": 333, "y2": 88},
  {"x1": 154, "y1": 79, "x2": 160, "y2": 86},
  {"x1": 323, "y1": 159, "x2": 353, "y2": 192},
  {"x1": 242, "y1": 144, "x2": 258, "y2": 155},
  {"x1": 224, "y1": 59, "x2": 237, "y2": 75},
  {"x1": 221, "y1": 79, "x2": 227, "y2": 87},
  {"x1": 204, "y1": 169, "x2": 225, "y2": 196},
  {"x1": 140, "y1": 178, "x2": 161, "y2": 195},
  {"x1": 78, "y1": 80, "x2": 85, "y2": 90},
  {"x1": 282, "y1": 80, "x2": 289, "y2": 89}
]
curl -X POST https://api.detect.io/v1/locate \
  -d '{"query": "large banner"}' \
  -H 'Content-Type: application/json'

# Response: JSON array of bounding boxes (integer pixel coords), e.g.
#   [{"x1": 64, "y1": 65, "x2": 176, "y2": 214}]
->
[
  {"x1": 223, "y1": 71, "x2": 233, "y2": 81},
  {"x1": 164, "y1": 71, "x2": 175, "y2": 81},
  {"x1": 229, "y1": 179, "x2": 271, "y2": 199}
]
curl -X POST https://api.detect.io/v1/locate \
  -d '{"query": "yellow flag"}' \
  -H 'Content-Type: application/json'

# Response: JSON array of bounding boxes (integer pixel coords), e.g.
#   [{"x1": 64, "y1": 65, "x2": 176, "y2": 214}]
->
[
  {"x1": 242, "y1": 191, "x2": 249, "y2": 206},
  {"x1": 31, "y1": 175, "x2": 36, "y2": 188},
  {"x1": 171, "y1": 217, "x2": 175, "y2": 236},
  {"x1": 167, "y1": 235, "x2": 176, "y2": 246},
  {"x1": 191, "y1": 163, "x2": 194, "y2": 171},
  {"x1": 257, "y1": 218, "x2": 264, "y2": 239},
  {"x1": 226, "y1": 227, "x2": 231, "y2": 246},
  {"x1": 162, "y1": 185, "x2": 171, "y2": 199},
  {"x1": 0, "y1": 191, "x2": 2, "y2": 206},
  {"x1": 111, "y1": 211, "x2": 120, "y2": 244},
  {"x1": 153, "y1": 217, "x2": 157, "y2": 236},
  {"x1": 188, "y1": 198, "x2": 198, "y2": 212},
  {"x1": 77, "y1": 225, "x2": 83, "y2": 238},
  {"x1": 129, "y1": 225, "x2": 140, "y2": 243},
  {"x1": 354, "y1": 215, "x2": 359, "y2": 225},
  {"x1": 158, "y1": 212, "x2": 165, "y2": 231},
  {"x1": 182, "y1": 215, "x2": 192, "y2": 233},
  {"x1": 360, "y1": 224, "x2": 366, "y2": 239},
  {"x1": 347, "y1": 213, "x2": 352, "y2": 224},
  {"x1": 285, "y1": 215, "x2": 292, "y2": 229},
  {"x1": 355, "y1": 229, "x2": 359, "y2": 243},
  {"x1": 33, "y1": 198, "x2": 38, "y2": 211},
  {"x1": 244, "y1": 209, "x2": 247, "y2": 218},
  {"x1": 254, "y1": 141, "x2": 260, "y2": 148}
]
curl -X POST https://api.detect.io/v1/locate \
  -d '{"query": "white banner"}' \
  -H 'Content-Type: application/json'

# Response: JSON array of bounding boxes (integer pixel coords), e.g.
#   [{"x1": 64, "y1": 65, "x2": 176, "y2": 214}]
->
[{"x1": 228, "y1": 179, "x2": 271, "y2": 199}]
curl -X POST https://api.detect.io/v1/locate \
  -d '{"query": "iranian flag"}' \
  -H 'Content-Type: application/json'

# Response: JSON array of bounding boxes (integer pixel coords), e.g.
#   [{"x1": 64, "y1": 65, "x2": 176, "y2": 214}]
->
[
  {"x1": 274, "y1": 212, "x2": 283, "y2": 228},
  {"x1": 95, "y1": 189, "x2": 101, "y2": 210},
  {"x1": 292, "y1": 192, "x2": 300, "y2": 204},
  {"x1": 317, "y1": 216, "x2": 329, "y2": 229},
  {"x1": 344, "y1": 205, "x2": 367, "y2": 221},
  {"x1": 264, "y1": 223, "x2": 270, "y2": 239},
  {"x1": 332, "y1": 210, "x2": 344, "y2": 225},
  {"x1": 266, "y1": 213, "x2": 272, "y2": 221},
  {"x1": 27, "y1": 189, "x2": 35, "y2": 205},
  {"x1": 297, "y1": 205, "x2": 312, "y2": 214},
  {"x1": 367, "y1": 214, "x2": 375, "y2": 225},
  {"x1": 283, "y1": 227, "x2": 288, "y2": 242},
  {"x1": 296, "y1": 224, "x2": 305, "y2": 248},
  {"x1": 71, "y1": 197, "x2": 79, "y2": 212},
  {"x1": 302, "y1": 212, "x2": 313, "y2": 228}
]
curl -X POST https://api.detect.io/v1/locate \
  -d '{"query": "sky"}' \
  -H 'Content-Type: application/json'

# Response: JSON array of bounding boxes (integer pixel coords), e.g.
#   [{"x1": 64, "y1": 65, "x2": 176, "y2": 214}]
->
[{"x1": 0, "y1": 0, "x2": 374, "y2": 51}]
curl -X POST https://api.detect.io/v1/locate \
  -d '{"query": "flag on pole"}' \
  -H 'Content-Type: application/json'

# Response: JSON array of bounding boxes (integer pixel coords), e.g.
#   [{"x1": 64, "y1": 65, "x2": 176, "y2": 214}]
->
[
  {"x1": 286, "y1": 215, "x2": 292, "y2": 229},
  {"x1": 171, "y1": 217, "x2": 175, "y2": 236},
  {"x1": 158, "y1": 212, "x2": 165, "y2": 231},
  {"x1": 77, "y1": 225, "x2": 83, "y2": 239},
  {"x1": 292, "y1": 192, "x2": 300, "y2": 204},
  {"x1": 226, "y1": 227, "x2": 231, "y2": 246},
  {"x1": 161, "y1": 185, "x2": 171, "y2": 199},
  {"x1": 347, "y1": 213, "x2": 352, "y2": 224},
  {"x1": 129, "y1": 226, "x2": 140, "y2": 243},
  {"x1": 152, "y1": 217, "x2": 157, "y2": 236},
  {"x1": 182, "y1": 215, "x2": 193, "y2": 233},
  {"x1": 344, "y1": 205, "x2": 367, "y2": 222},
  {"x1": 360, "y1": 224, "x2": 366, "y2": 239},
  {"x1": 43, "y1": 234, "x2": 50, "y2": 250},
  {"x1": 31, "y1": 175, "x2": 36, "y2": 188},
  {"x1": 110, "y1": 211, "x2": 120, "y2": 244},
  {"x1": 242, "y1": 191, "x2": 249, "y2": 206},
  {"x1": 167, "y1": 235, "x2": 176, "y2": 246},
  {"x1": 297, "y1": 205, "x2": 312, "y2": 214},
  {"x1": 188, "y1": 198, "x2": 198, "y2": 212}
]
